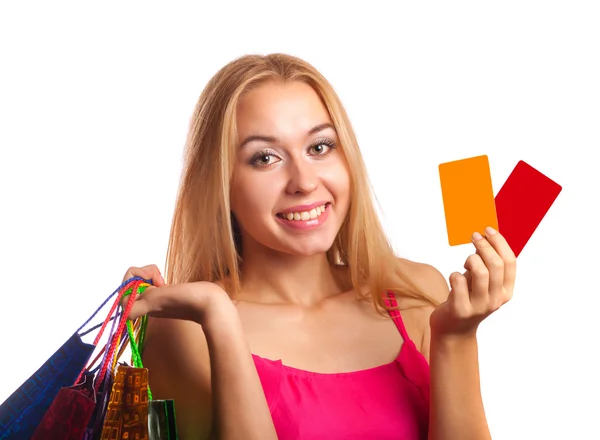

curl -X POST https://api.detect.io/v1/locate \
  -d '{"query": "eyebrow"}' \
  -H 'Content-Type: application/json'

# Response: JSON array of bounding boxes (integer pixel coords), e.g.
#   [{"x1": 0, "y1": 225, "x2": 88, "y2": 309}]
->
[{"x1": 239, "y1": 123, "x2": 335, "y2": 149}]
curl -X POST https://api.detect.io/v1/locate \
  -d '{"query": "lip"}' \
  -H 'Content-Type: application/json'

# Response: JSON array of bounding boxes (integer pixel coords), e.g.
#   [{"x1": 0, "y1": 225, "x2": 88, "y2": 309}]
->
[
  {"x1": 275, "y1": 203, "x2": 331, "y2": 231},
  {"x1": 277, "y1": 201, "x2": 330, "y2": 215}
]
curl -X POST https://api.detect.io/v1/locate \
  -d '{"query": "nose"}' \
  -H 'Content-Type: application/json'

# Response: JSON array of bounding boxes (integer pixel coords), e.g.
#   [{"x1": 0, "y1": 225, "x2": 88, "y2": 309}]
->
[{"x1": 285, "y1": 158, "x2": 318, "y2": 195}]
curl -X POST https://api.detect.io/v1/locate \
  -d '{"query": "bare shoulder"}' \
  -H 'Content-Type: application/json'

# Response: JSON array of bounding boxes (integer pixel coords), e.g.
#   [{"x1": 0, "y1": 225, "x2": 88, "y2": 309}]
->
[
  {"x1": 142, "y1": 316, "x2": 213, "y2": 439},
  {"x1": 395, "y1": 258, "x2": 450, "y2": 361},
  {"x1": 397, "y1": 257, "x2": 449, "y2": 305}
]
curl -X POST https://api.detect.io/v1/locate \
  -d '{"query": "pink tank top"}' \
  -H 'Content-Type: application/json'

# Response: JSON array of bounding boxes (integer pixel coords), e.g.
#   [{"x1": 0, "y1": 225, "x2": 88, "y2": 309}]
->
[{"x1": 252, "y1": 293, "x2": 430, "y2": 439}]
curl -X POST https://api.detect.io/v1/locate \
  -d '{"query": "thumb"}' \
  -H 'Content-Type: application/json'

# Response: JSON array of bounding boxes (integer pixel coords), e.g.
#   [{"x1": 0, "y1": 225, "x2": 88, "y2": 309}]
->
[{"x1": 128, "y1": 298, "x2": 151, "y2": 321}]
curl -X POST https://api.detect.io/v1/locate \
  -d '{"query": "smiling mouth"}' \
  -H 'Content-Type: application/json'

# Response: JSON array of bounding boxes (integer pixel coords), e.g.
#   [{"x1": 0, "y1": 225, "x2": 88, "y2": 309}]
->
[{"x1": 276, "y1": 203, "x2": 331, "y2": 221}]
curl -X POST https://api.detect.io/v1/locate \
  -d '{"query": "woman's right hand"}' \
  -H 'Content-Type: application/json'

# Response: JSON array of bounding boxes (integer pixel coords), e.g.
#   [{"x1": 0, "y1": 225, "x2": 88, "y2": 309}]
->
[
  {"x1": 120, "y1": 264, "x2": 235, "y2": 325},
  {"x1": 123, "y1": 265, "x2": 277, "y2": 440}
]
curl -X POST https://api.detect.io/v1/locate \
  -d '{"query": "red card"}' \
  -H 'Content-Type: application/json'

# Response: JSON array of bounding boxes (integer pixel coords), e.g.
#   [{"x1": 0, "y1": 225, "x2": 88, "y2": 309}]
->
[{"x1": 494, "y1": 160, "x2": 562, "y2": 257}]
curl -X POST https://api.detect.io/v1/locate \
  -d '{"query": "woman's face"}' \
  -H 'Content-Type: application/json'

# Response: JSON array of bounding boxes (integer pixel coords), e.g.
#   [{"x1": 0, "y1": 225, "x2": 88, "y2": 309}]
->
[{"x1": 231, "y1": 81, "x2": 351, "y2": 258}]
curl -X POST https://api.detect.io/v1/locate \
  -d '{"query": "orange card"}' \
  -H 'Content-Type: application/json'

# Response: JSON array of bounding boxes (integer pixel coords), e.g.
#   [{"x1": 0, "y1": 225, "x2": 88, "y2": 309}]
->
[{"x1": 438, "y1": 155, "x2": 498, "y2": 246}]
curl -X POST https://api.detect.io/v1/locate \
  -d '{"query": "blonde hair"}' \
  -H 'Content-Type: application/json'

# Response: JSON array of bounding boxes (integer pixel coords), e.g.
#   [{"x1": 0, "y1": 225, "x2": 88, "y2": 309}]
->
[{"x1": 164, "y1": 53, "x2": 438, "y2": 312}]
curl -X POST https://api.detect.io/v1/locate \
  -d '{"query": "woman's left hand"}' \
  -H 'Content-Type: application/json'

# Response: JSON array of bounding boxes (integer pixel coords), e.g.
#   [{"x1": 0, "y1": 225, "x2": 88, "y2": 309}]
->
[{"x1": 429, "y1": 226, "x2": 517, "y2": 337}]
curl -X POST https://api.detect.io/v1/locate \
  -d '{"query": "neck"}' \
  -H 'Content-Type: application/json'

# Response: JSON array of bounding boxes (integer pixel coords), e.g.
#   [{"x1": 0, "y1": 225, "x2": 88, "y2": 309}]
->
[{"x1": 238, "y1": 244, "x2": 350, "y2": 307}]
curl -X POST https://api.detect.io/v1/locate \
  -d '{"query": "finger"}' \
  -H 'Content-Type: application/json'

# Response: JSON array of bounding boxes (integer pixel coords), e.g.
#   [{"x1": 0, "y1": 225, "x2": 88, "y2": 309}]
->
[
  {"x1": 462, "y1": 270, "x2": 472, "y2": 291},
  {"x1": 122, "y1": 267, "x2": 152, "y2": 285},
  {"x1": 482, "y1": 227, "x2": 517, "y2": 288},
  {"x1": 448, "y1": 272, "x2": 471, "y2": 319},
  {"x1": 141, "y1": 264, "x2": 166, "y2": 287},
  {"x1": 464, "y1": 253, "x2": 489, "y2": 304},
  {"x1": 122, "y1": 265, "x2": 165, "y2": 287},
  {"x1": 471, "y1": 233, "x2": 504, "y2": 299},
  {"x1": 125, "y1": 284, "x2": 162, "y2": 316},
  {"x1": 120, "y1": 279, "x2": 147, "y2": 310},
  {"x1": 126, "y1": 284, "x2": 190, "y2": 322},
  {"x1": 127, "y1": 293, "x2": 155, "y2": 321}
]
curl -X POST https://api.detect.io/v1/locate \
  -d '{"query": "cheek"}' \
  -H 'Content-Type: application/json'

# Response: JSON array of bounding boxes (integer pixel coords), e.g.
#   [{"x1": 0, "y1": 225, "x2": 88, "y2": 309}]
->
[
  {"x1": 231, "y1": 170, "x2": 281, "y2": 221},
  {"x1": 321, "y1": 160, "x2": 351, "y2": 200}
]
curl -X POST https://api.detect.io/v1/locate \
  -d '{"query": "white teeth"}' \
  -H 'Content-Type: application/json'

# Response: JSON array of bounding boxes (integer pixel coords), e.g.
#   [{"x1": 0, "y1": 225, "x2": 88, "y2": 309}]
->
[{"x1": 280, "y1": 204, "x2": 328, "y2": 221}]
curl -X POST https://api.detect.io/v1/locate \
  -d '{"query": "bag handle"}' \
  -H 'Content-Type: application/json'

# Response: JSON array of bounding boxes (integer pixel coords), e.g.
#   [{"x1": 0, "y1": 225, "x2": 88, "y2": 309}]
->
[
  {"x1": 77, "y1": 282, "x2": 151, "y2": 372},
  {"x1": 73, "y1": 278, "x2": 150, "y2": 387},
  {"x1": 94, "y1": 278, "x2": 145, "y2": 391},
  {"x1": 126, "y1": 319, "x2": 153, "y2": 400},
  {"x1": 73, "y1": 281, "x2": 132, "y2": 386},
  {"x1": 76, "y1": 276, "x2": 149, "y2": 337}
]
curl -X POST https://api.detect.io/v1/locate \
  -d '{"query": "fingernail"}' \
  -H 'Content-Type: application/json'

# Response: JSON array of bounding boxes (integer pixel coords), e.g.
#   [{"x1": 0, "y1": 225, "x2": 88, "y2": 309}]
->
[
  {"x1": 472, "y1": 231, "x2": 483, "y2": 241},
  {"x1": 485, "y1": 226, "x2": 497, "y2": 236}
]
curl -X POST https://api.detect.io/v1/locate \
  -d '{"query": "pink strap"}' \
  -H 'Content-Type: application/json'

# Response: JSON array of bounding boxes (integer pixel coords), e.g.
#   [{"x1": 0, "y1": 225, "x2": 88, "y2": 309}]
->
[{"x1": 384, "y1": 291, "x2": 411, "y2": 342}]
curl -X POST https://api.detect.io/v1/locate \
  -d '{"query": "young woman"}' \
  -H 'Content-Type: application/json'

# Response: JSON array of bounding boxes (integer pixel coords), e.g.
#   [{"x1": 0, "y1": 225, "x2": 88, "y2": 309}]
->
[{"x1": 123, "y1": 53, "x2": 516, "y2": 440}]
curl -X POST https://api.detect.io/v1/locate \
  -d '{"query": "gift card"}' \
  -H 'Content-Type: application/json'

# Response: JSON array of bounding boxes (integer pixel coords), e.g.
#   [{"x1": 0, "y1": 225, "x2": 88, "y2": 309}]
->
[
  {"x1": 494, "y1": 160, "x2": 562, "y2": 257},
  {"x1": 438, "y1": 155, "x2": 499, "y2": 246}
]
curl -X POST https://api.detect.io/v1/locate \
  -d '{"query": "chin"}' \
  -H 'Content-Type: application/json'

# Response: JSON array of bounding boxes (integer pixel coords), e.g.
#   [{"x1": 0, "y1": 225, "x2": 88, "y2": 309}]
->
[
  {"x1": 286, "y1": 245, "x2": 332, "y2": 258},
  {"x1": 271, "y1": 235, "x2": 336, "y2": 258}
]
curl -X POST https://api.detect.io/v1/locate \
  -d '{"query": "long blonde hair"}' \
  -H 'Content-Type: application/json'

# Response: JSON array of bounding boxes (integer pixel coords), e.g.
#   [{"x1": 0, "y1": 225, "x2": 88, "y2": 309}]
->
[{"x1": 164, "y1": 53, "x2": 438, "y2": 312}]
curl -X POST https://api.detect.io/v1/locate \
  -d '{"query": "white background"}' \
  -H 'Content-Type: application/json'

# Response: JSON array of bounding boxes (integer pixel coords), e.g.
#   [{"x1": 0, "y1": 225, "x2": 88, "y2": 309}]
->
[{"x1": 1, "y1": 1, "x2": 598, "y2": 438}]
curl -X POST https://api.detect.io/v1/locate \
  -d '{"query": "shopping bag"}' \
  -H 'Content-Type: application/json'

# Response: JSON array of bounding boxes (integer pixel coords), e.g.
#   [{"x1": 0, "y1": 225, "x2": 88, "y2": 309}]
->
[
  {"x1": 100, "y1": 314, "x2": 179, "y2": 440},
  {"x1": 30, "y1": 372, "x2": 96, "y2": 440},
  {"x1": 0, "y1": 277, "x2": 146, "y2": 440},
  {"x1": 30, "y1": 278, "x2": 149, "y2": 440},
  {"x1": 0, "y1": 333, "x2": 94, "y2": 440},
  {"x1": 148, "y1": 399, "x2": 178, "y2": 440},
  {"x1": 32, "y1": 281, "x2": 148, "y2": 440},
  {"x1": 100, "y1": 310, "x2": 151, "y2": 440},
  {"x1": 100, "y1": 364, "x2": 150, "y2": 440},
  {"x1": 84, "y1": 281, "x2": 148, "y2": 440}
]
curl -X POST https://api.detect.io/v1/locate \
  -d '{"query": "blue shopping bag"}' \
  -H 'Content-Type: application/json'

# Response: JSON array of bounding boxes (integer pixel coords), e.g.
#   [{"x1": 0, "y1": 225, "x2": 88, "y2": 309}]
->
[{"x1": 0, "y1": 277, "x2": 148, "y2": 440}]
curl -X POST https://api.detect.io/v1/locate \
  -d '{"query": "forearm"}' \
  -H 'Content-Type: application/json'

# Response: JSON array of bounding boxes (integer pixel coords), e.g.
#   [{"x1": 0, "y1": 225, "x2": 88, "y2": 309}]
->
[
  {"x1": 203, "y1": 303, "x2": 278, "y2": 440},
  {"x1": 428, "y1": 332, "x2": 491, "y2": 440}
]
